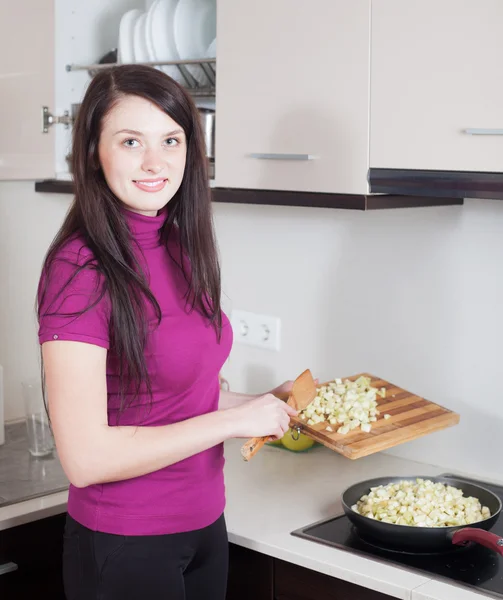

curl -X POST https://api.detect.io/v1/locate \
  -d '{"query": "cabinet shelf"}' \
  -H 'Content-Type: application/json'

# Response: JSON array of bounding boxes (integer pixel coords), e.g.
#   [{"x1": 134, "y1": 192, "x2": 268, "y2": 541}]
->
[
  {"x1": 66, "y1": 57, "x2": 216, "y2": 97},
  {"x1": 34, "y1": 180, "x2": 464, "y2": 211}
]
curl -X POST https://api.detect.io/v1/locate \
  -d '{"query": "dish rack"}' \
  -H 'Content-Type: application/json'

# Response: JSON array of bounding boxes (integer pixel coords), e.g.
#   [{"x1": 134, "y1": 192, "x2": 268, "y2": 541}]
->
[{"x1": 66, "y1": 55, "x2": 216, "y2": 97}]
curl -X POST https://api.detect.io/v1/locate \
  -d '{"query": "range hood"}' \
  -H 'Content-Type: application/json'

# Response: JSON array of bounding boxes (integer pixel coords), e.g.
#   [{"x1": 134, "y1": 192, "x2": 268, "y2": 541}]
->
[{"x1": 369, "y1": 169, "x2": 503, "y2": 201}]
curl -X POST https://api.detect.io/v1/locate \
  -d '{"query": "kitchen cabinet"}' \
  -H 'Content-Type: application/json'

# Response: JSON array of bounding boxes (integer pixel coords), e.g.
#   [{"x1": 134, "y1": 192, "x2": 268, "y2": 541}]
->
[
  {"x1": 0, "y1": 513, "x2": 65, "y2": 599},
  {"x1": 274, "y1": 558, "x2": 395, "y2": 600},
  {"x1": 4, "y1": 0, "x2": 373, "y2": 196},
  {"x1": 370, "y1": 0, "x2": 503, "y2": 175},
  {"x1": 0, "y1": 0, "x2": 215, "y2": 183},
  {"x1": 215, "y1": 0, "x2": 371, "y2": 195},
  {"x1": 3, "y1": 0, "x2": 464, "y2": 207},
  {"x1": 0, "y1": 516, "x2": 393, "y2": 600},
  {"x1": 0, "y1": 0, "x2": 54, "y2": 180},
  {"x1": 227, "y1": 543, "x2": 274, "y2": 600},
  {"x1": 226, "y1": 544, "x2": 395, "y2": 600}
]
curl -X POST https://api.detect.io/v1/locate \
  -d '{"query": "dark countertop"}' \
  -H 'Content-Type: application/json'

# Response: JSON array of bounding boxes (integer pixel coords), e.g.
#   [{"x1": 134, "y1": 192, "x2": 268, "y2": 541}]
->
[{"x1": 0, "y1": 422, "x2": 69, "y2": 508}]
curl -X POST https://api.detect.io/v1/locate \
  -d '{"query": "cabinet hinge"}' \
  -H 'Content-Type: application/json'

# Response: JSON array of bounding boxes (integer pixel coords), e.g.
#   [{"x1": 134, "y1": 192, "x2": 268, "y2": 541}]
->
[{"x1": 41, "y1": 106, "x2": 73, "y2": 133}]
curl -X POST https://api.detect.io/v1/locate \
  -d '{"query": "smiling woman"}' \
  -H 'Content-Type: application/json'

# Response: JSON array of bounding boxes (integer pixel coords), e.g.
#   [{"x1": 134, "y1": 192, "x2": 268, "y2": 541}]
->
[
  {"x1": 41, "y1": 65, "x2": 221, "y2": 422},
  {"x1": 35, "y1": 64, "x2": 296, "y2": 600}
]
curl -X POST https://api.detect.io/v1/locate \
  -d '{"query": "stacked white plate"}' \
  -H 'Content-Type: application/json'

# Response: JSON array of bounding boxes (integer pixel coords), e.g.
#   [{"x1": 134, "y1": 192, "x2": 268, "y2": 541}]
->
[
  {"x1": 173, "y1": 0, "x2": 216, "y2": 85},
  {"x1": 118, "y1": 8, "x2": 141, "y2": 64},
  {"x1": 133, "y1": 13, "x2": 151, "y2": 64},
  {"x1": 117, "y1": 0, "x2": 216, "y2": 86},
  {"x1": 149, "y1": 0, "x2": 183, "y2": 82}
]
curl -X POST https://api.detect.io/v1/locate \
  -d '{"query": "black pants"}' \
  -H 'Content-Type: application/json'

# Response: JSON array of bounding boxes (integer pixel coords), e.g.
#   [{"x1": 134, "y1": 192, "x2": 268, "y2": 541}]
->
[{"x1": 63, "y1": 513, "x2": 229, "y2": 600}]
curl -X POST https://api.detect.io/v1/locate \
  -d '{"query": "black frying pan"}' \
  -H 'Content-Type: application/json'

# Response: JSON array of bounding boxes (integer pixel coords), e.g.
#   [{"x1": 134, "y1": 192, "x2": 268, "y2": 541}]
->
[{"x1": 342, "y1": 476, "x2": 503, "y2": 554}]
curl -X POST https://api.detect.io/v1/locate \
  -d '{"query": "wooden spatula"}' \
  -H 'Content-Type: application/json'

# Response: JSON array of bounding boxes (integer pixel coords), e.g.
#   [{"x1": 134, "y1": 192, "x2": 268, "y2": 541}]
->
[{"x1": 240, "y1": 369, "x2": 317, "y2": 461}]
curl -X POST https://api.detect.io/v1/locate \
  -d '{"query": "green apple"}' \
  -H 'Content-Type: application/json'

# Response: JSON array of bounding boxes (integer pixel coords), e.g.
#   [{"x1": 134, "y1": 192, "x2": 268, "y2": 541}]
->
[{"x1": 280, "y1": 428, "x2": 315, "y2": 452}]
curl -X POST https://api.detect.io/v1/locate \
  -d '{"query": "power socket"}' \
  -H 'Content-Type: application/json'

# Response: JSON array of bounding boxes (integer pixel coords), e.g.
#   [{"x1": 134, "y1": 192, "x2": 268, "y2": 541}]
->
[{"x1": 230, "y1": 309, "x2": 281, "y2": 351}]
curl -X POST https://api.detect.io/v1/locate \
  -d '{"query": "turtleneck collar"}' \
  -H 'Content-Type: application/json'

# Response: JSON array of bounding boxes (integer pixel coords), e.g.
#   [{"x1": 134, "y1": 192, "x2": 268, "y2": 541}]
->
[{"x1": 123, "y1": 208, "x2": 167, "y2": 249}]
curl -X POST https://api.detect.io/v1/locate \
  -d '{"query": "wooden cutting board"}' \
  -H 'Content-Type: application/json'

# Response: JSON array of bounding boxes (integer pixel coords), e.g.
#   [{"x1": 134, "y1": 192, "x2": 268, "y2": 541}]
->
[{"x1": 290, "y1": 373, "x2": 460, "y2": 460}]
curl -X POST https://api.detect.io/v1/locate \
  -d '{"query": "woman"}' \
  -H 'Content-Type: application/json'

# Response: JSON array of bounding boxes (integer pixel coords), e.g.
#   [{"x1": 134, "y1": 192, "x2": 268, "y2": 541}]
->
[{"x1": 37, "y1": 64, "x2": 296, "y2": 600}]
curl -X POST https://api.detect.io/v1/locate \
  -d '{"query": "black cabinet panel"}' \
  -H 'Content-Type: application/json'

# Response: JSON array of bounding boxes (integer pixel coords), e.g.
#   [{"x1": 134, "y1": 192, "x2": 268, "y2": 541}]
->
[
  {"x1": 227, "y1": 543, "x2": 274, "y2": 600},
  {"x1": 0, "y1": 514, "x2": 66, "y2": 600},
  {"x1": 274, "y1": 558, "x2": 395, "y2": 600}
]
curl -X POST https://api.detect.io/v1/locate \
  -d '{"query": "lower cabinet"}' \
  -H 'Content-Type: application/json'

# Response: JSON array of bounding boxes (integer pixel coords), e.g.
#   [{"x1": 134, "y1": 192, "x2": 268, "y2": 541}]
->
[
  {"x1": 0, "y1": 515, "x2": 393, "y2": 600},
  {"x1": 0, "y1": 513, "x2": 66, "y2": 599},
  {"x1": 274, "y1": 555, "x2": 395, "y2": 600},
  {"x1": 227, "y1": 544, "x2": 395, "y2": 600},
  {"x1": 227, "y1": 543, "x2": 275, "y2": 599}
]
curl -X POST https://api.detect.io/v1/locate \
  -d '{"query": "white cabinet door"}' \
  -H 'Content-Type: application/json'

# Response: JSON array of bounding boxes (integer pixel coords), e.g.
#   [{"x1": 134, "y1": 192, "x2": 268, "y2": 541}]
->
[
  {"x1": 0, "y1": 0, "x2": 55, "y2": 180},
  {"x1": 215, "y1": 0, "x2": 371, "y2": 194},
  {"x1": 370, "y1": 0, "x2": 503, "y2": 173}
]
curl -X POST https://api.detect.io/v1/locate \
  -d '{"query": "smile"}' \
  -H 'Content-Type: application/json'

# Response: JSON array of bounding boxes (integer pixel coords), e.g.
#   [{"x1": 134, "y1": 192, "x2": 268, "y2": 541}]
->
[{"x1": 133, "y1": 179, "x2": 168, "y2": 192}]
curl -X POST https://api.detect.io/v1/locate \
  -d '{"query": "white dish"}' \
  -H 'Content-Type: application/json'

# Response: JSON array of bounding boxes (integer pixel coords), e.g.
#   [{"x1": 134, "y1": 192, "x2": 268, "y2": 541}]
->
[
  {"x1": 133, "y1": 13, "x2": 150, "y2": 64},
  {"x1": 144, "y1": 0, "x2": 158, "y2": 64},
  {"x1": 150, "y1": 0, "x2": 184, "y2": 82},
  {"x1": 174, "y1": 0, "x2": 216, "y2": 86},
  {"x1": 118, "y1": 8, "x2": 142, "y2": 64}
]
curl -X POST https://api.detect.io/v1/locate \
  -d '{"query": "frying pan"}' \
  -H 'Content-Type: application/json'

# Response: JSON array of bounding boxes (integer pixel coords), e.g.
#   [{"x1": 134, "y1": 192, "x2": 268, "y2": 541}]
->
[{"x1": 342, "y1": 476, "x2": 503, "y2": 555}]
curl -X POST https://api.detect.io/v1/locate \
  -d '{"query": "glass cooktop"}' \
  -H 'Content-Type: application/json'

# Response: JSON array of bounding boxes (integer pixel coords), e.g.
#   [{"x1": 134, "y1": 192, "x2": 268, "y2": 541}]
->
[{"x1": 292, "y1": 474, "x2": 503, "y2": 599}]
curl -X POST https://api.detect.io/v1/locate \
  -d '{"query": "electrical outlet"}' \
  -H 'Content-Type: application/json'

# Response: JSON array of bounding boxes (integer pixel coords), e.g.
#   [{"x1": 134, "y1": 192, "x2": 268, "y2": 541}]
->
[{"x1": 230, "y1": 309, "x2": 281, "y2": 351}]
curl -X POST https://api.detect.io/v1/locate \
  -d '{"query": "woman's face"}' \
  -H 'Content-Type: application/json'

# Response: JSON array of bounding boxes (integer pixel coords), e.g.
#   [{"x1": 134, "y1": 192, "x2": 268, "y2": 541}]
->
[{"x1": 98, "y1": 95, "x2": 187, "y2": 216}]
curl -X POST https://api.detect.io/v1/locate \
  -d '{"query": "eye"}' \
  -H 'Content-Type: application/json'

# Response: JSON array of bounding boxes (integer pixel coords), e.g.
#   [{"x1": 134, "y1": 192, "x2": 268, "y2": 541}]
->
[
  {"x1": 164, "y1": 137, "x2": 180, "y2": 147},
  {"x1": 123, "y1": 138, "x2": 140, "y2": 148}
]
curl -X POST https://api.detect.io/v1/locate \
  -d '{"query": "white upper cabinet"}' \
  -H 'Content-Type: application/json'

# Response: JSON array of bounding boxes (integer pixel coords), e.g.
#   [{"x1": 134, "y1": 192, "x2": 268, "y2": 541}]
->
[
  {"x1": 0, "y1": 0, "x2": 216, "y2": 183},
  {"x1": 5, "y1": 0, "x2": 500, "y2": 192},
  {"x1": 215, "y1": 0, "x2": 371, "y2": 194},
  {"x1": 370, "y1": 0, "x2": 503, "y2": 173},
  {"x1": 0, "y1": 0, "x2": 55, "y2": 180}
]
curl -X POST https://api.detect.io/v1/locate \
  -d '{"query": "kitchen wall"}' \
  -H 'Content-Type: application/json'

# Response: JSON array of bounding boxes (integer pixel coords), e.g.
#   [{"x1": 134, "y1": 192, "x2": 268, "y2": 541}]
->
[{"x1": 1, "y1": 181, "x2": 501, "y2": 481}]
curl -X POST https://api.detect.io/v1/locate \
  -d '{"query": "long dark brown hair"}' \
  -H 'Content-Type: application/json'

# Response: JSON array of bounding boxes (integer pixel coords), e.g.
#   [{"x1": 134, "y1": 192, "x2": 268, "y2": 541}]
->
[{"x1": 38, "y1": 65, "x2": 222, "y2": 419}]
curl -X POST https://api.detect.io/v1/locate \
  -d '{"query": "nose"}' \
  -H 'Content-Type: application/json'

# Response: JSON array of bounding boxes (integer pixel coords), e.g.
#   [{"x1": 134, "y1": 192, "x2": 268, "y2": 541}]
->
[{"x1": 141, "y1": 147, "x2": 164, "y2": 175}]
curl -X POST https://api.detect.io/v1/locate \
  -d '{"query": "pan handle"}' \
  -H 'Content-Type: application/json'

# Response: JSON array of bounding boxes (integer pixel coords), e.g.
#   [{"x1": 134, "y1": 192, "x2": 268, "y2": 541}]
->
[{"x1": 452, "y1": 528, "x2": 503, "y2": 555}]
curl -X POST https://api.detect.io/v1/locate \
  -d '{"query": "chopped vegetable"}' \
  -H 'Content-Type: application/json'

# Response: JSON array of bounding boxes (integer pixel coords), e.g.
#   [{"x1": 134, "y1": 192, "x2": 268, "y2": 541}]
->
[
  {"x1": 351, "y1": 478, "x2": 491, "y2": 527},
  {"x1": 299, "y1": 376, "x2": 385, "y2": 435}
]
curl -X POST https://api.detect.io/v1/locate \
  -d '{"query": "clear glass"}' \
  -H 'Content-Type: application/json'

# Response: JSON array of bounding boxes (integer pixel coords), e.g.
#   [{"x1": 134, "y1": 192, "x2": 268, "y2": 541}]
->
[{"x1": 22, "y1": 379, "x2": 54, "y2": 457}]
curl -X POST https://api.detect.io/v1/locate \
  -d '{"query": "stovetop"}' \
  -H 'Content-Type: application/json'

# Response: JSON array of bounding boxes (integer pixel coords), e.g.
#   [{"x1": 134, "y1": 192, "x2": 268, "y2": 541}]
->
[{"x1": 292, "y1": 474, "x2": 503, "y2": 599}]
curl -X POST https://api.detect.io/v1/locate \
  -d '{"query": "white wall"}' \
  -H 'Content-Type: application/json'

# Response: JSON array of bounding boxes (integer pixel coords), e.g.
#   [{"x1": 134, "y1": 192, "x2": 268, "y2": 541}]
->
[
  {"x1": 1, "y1": 182, "x2": 501, "y2": 481},
  {"x1": 0, "y1": 182, "x2": 72, "y2": 419}
]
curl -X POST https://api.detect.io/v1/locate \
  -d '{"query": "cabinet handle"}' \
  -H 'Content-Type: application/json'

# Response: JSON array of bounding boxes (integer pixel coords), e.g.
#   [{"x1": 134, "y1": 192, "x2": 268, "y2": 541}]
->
[
  {"x1": 248, "y1": 153, "x2": 318, "y2": 161},
  {"x1": 0, "y1": 562, "x2": 18, "y2": 576},
  {"x1": 463, "y1": 128, "x2": 503, "y2": 136}
]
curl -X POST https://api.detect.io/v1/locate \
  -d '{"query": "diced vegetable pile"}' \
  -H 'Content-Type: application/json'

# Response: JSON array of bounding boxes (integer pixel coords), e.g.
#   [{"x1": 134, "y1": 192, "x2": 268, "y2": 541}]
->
[
  {"x1": 352, "y1": 478, "x2": 491, "y2": 527},
  {"x1": 299, "y1": 376, "x2": 390, "y2": 435}
]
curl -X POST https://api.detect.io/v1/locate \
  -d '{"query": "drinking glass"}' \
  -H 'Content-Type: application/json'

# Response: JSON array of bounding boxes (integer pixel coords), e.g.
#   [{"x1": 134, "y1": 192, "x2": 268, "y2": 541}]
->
[{"x1": 22, "y1": 379, "x2": 54, "y2": 457}]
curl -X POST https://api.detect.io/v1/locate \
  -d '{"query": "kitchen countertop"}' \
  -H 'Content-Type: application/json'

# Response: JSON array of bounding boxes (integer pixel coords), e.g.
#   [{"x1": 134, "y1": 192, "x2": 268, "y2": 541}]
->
[
  {"x1": 0, "y1": 435, "x2": 498, "y2": 600},
  {"x1": 223, "y1": 440, "x2": 498, "y2": 600},
  {"x1": 0, "y1": 422, "x2": 68, "y2": 509}
]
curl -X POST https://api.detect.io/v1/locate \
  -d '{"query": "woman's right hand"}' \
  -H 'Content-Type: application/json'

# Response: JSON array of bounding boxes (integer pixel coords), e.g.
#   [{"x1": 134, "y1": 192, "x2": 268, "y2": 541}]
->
[{"x1": 228, "y1": 393, "x2": 298, "y2": 439}]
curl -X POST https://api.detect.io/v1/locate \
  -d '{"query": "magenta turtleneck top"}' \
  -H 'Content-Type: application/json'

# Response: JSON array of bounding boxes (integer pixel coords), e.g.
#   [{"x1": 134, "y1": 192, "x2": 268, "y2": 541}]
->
[{"x1": 38, "y1": 208, "x2": 233, "y2": 535}]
